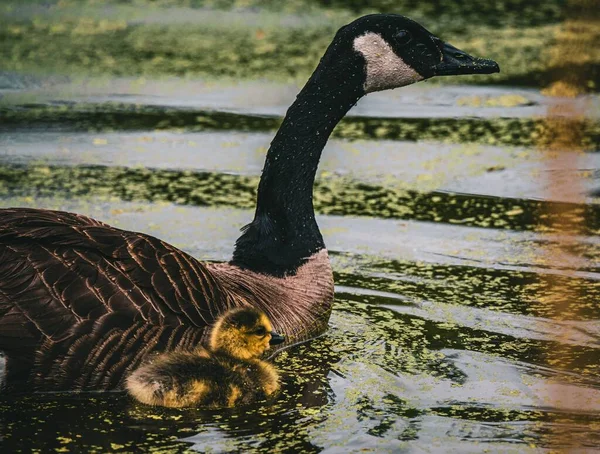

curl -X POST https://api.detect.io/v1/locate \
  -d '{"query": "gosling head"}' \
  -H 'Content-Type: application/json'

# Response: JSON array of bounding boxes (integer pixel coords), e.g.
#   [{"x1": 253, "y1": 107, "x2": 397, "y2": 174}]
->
[
  {"x1": 209, "y1": 307, "x2": 285, "y2": 360},
  {"x1": 318, "y1": 14, "x2": 499, "y2": 94}
]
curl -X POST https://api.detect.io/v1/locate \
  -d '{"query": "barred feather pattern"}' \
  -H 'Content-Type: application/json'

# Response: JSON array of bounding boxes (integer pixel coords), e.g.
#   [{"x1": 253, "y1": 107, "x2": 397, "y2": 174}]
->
[{"x1": 0, "y1": 208, "x2": 334, "y2": 391}]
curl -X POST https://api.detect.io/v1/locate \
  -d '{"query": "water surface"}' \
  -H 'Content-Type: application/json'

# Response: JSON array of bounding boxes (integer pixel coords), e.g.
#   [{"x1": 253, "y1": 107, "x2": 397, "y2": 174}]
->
[
  {"x1": 1, "y1": 131, "x2": 599, "y2": 451},
  {"x1": 0, "y1": 15, "x2": 599, "y2": 447}
]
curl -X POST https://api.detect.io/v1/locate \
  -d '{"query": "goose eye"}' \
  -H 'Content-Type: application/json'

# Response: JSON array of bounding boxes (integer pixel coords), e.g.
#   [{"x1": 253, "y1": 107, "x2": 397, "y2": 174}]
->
[
  {"x1": 394, "y1": 30, "x2": 412, "y2": 46},
  {"x1": 254, "y1": 327, "x2": 267, "y2": 336}
]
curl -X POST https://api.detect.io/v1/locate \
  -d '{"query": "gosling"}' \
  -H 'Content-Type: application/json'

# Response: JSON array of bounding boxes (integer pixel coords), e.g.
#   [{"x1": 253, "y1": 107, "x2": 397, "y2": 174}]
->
[{"x1": 126, "y1": 307, "x2": 284, "y2": 408}]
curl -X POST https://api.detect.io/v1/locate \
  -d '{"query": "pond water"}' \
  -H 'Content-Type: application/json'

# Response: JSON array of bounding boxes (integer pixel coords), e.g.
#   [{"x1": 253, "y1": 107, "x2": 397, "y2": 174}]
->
[{"x1": 1, "y1": 77, "x2": 599, "y2": 453}]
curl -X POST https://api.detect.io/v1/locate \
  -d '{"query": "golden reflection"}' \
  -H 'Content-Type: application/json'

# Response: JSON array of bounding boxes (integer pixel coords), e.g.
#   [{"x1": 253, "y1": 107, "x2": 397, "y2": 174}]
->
[{"x1": 539, "y1": 0, "x2": 599, "y2": 450}]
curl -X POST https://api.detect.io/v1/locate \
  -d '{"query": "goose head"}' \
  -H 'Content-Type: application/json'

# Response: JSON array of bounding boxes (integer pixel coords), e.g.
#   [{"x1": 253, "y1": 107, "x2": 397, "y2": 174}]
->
[
  {"x1": 317, "y1": 14, "x2": 499, "y2": 94},
  {"x1": 209, "y1": 307, "x2": 285, "y2": 360}
]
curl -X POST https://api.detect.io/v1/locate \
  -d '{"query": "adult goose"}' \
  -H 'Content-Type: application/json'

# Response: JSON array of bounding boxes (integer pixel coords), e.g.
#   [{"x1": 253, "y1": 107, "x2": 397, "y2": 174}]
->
[{"x1": 0, "y1": 14, "x2": 498, "y2": 391}]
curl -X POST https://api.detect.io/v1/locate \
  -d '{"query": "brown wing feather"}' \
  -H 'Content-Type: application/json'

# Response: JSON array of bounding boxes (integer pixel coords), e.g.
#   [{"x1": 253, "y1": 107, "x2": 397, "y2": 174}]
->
[
  {"x1": 0, "y1": 208, "x2": 232, "y2": 347},
  {"x1": 0, "y1": 208, "x2": 334, "y2": 392}
]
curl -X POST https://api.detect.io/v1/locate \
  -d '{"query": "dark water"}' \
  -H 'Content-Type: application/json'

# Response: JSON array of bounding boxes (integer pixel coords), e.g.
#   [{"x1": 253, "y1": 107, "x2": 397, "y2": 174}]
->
[{"x1": 1, "y1": 82, "x2": 599, "y2": 453}]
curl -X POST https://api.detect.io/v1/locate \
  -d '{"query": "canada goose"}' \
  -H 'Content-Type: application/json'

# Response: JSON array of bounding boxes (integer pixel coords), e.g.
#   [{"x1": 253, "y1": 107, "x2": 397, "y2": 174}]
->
[
  {"x1": 0, "y1": 14, "x2": 499, "y2": 389},
  {"x1": 126, "y1": 307, "x2": 284, "y2": 408}
]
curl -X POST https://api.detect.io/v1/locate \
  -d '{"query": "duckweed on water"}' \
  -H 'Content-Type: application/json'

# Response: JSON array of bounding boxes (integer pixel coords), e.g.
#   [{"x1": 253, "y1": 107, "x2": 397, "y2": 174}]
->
[
  {"x1": 2, "y1": 104, "x2": 599, "y2": 148},
  {"x1": 333, "y1": 254, "x2": 600, "y2": 321},
  {"x1": 1, "y1": 300, "x2": 598, "y2": 452},
  {"x1": 1, "y1": 1, "x2": 598, "y2": 451},
  {"x1": 1, "y1": 164, "x2": 599, "y2": 234},
  {"x1": 1, "y1": 0, "x2": 598, "y2": 90}
]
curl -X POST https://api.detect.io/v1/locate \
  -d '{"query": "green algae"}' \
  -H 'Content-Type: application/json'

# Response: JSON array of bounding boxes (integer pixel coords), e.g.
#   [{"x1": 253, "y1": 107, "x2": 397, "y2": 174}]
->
[
  {"x1": 1, "y1": 164, "x2": 598, "y2": 234},
  {"x1": 2, "y1": 300, "x2": 598, "y2": 452},
  {"x1": 1, "y1": 0, "x2": 597, "y2": 91},
  {"x1": 0, "y1": 1, "x2": 599, "y2": 451},
  {"x1": 2, "y1": 104, "x2": 599, "y2": 149},
  {"x1": 333, "y1": 253, "x2": 600, "y2": 321}
]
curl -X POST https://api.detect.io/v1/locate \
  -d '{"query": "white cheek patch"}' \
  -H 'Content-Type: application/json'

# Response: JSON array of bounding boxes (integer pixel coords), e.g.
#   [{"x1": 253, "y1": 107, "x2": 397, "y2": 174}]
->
[{"x1": 353, "y1": 32, "x2": 423, "y2": 93}]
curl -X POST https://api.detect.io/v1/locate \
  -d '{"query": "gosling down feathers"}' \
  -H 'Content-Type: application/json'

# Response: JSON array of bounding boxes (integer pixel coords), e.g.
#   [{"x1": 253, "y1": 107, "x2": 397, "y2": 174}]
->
[
  {"x1": 126, "y1": 308, "x2": 284, "y2": 408},
  {"x1": 0, "y1": 14, "x2": 499, "y2": 391}
]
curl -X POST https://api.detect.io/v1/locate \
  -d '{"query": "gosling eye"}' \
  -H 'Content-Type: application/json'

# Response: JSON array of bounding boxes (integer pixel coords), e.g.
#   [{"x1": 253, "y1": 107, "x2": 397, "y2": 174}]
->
[
  {"x1": 393, "y1": 30, "x2": 412, "y2": 46},
  {"x1": 253, "y1": 326, "x2": 267, "y2": 336}
]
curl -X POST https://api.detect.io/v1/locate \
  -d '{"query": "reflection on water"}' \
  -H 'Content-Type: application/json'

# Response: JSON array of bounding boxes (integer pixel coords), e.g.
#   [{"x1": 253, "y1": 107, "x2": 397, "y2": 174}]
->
[
  {"x1": 1, "y1": 118, "x2": 599, "y2": 450},
  {"x1": 2, "y1": 164, "x2": 600, "y2": 233},
  {"x1": 2, "y1": 15, "x2": 600, "y2": 453},
  {"x1": 1, "y1": 139, "x2": 599, "y2": 451},
  {"x1": 1, "y1": 274, "x2": 599, "y2": 452},
  {"x1": 2, "y1": 103, "x2": 599, "y2": 148}
]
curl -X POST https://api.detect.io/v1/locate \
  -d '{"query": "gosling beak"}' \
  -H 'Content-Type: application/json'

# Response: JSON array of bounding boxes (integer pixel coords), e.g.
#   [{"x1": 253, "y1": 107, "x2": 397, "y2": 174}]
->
[
  {"x1": 269, "y1": 331, "x2": 285, "y2": 346},
  {"x1": 433, "y1": 41, "x2": 499, "y2": 76}
]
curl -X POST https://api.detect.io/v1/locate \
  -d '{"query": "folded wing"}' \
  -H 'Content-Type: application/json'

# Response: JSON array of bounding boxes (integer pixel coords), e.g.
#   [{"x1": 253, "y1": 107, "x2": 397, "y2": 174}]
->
[{"x1": 0, "y1": 208, "x2": 233, "y2": 347}]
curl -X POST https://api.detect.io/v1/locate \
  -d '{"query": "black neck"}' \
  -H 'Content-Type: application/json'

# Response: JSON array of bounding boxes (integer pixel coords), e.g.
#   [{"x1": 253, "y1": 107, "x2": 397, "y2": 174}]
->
[{"x1": 232, "y1": 46, "x2": 365, "y2": 275}]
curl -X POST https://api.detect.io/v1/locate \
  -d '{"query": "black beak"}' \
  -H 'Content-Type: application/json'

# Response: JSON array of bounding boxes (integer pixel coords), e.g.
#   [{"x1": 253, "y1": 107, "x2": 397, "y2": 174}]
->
[
  {"x1": 269, "y1": 331, "x2": 285, "y2": 346},
  {"x1": 433, "y1": 41, "x2": 499, "y2": 76}
]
